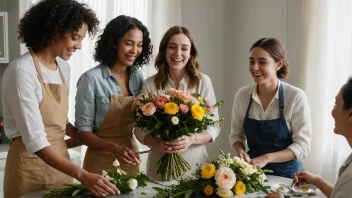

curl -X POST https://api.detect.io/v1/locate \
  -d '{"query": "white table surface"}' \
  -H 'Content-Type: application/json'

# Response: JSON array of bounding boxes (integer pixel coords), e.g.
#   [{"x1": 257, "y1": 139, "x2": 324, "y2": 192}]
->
[{"x1": 20, "y1": 175, "x2": 326, "y2": 198}]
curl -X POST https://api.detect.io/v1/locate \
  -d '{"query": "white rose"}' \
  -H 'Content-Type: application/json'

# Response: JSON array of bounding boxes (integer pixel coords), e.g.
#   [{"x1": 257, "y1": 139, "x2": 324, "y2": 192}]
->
[
  {"x1": 113, "y1": 159, "x2": 120, "y2": 167},
  {"x1": 105, "y1": 175, "x2": 113, "y2": 181},
  {"x1": 171, "y1": 116, "x2": 179, "y2": 125},
  {"x1": 128, "y1": 178, "x2": 138, "y2": 190},
  {"x1": 102, "y1": 170, "x2": 108, "y2": 176},
  {"x1": 116, "y1": 168, "x2": 127, "y2": 176},
  {"x1": 216, "y1": 188, "x2": 233, "y2": 198}
]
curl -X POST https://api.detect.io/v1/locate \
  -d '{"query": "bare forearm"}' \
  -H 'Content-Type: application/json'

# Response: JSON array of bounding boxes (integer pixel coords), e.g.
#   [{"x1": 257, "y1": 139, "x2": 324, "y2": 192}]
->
[
  {"x1": 36, "y1": 146, "x2": 86, "y2": 180},
  {"x1": 65, "y1": 138, "x2": 82, "y2": 149},
  {"x1": 143, "y1": 134, "x2": 160, "y2": 147},
  {"x1": 66, "y1": 123, "x2": 78, "y2": 139},
  {"x1": 315, "y1": 177, "x2": 334, "y2": 198},
  {"x1": 78, "y1": 131, "x2": 118, "y2": 153},
  {"x1": 191, "y1": 132, "x2": 212, "y2": 145},
  {"x1": 266, "y1": 148, "x2": 296, "y2": 163}
]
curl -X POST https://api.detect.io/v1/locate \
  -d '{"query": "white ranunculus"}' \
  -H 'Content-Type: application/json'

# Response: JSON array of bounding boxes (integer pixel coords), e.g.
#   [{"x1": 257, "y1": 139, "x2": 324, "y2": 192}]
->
[
  {"x1": 102, "y1": 170, "x2": 108, "y2": 176},
  {"x1": 216, "y1": 188, "x2": 234, "y2": 198},
  {"x1": 113, "y1": 159, "x2": 120, "y2": 167},
  {"x1": 105, "y1": 175, "x2": 113, "y2": 181},
  {"x1": 128, "y1": 178, "x2": 138, "y2": 190},
  {"x1": 171, "y1": 116, "x2": 179, "y2": 125}
]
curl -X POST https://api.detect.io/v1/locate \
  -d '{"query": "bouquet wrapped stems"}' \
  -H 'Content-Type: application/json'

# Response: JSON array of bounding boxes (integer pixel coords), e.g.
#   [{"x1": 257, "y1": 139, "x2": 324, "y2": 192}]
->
[{"x1": 156, "y1": 153, "x2": 191, "y2": 180}]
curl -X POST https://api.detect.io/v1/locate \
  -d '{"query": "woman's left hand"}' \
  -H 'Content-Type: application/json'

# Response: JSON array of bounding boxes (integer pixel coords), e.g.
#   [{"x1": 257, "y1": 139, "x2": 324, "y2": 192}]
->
[
  {"x1": 265, "y1": 191, "x2": 284, "y2": 198},
  {"x1": 165, "y1": 135, "x2": 195, "y2": 153},
  {"x1": 250, "y1": 154, "x2": 270, "y2": 168}
]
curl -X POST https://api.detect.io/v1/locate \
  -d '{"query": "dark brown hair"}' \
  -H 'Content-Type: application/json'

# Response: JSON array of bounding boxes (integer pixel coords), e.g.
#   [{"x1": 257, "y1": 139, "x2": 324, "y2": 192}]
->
[
  {"x1": 342, "y1": 76, "x2": 352, "y2": 110},
  {"x1": 250, "y1": 38, "x2": 289, "y2": 79},
  {"x1": 154, "y1": 26, "x2": 201, "y2": 89}
]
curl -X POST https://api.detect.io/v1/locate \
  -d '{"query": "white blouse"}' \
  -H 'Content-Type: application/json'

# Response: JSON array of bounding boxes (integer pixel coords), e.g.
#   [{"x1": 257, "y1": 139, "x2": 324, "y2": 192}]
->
[
  {"x1": 229, "y1": 81, "x2": 311, "y2": 160},
  {"x1": 1, "y1": 52, "x2": 70, "y2": 155}
]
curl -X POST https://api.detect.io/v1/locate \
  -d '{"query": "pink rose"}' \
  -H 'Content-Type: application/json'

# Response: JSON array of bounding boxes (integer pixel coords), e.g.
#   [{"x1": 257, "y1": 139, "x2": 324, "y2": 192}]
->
[
  {"x1": 155, "y1": 97, "x2": 167, "y2": 109},
  {"x1": 131, "y1": 100, "x2": 141, "y2": 111},
  {"x1": 141, "y1": 102, "x2": 157, "y2": 116},
  {"x1": 215, "y1": 167, "x2": 237, "y2": 190},
  {"x1": 160, "y1": 94, "x2": 170, "y2": 101},
  {"x1": 189, "y1": 96, "x2": 199, "y2": 105},
  {"x1": 206, "y1": 102, "x2": 215, "y2": 114},
  {"x1": 179, "y1": 104, "x2": 189, "y2": 114}
]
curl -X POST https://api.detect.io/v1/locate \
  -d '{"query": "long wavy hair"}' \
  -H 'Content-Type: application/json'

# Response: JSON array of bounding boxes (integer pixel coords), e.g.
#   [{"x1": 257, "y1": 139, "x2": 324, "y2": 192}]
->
[{"x1": 154, "y1": 26, "x2": 201, "y2": 89}]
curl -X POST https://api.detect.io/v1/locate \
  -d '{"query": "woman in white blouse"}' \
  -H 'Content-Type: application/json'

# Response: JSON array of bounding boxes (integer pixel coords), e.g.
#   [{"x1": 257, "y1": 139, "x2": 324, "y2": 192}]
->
[
  {"x1": 134, "y1": 26, "x2": 220, "y2": 180},
  {"x1": 266, "y1": 77, "x2": 352, "y2": 198},
  {"x1": 229, "y1": 38, "x2": 311, "y2": 178}
]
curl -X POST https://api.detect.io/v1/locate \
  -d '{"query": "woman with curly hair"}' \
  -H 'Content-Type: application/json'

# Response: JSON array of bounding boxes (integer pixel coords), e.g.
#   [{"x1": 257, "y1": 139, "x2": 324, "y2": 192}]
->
[
  {"x1": 134, "y1": 26, "x2": 220, "y2": 180},
  {"x1": 74, "y1": 15, "x2": 152, "y2": 176},
  {"x1": 1, "y1": 0, "x2": 120, "y2": 197}
]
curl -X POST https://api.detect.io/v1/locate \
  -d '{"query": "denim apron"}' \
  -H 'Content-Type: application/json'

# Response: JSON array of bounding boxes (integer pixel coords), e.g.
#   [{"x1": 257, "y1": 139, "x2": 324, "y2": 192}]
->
[{"x1": 243, "y1": 83, "x2": 302, "y2": 178}]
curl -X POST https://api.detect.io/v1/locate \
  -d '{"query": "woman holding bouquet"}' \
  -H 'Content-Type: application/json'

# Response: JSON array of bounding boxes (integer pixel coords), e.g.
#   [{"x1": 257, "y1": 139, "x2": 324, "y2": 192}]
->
[
  {"x1": 229, "y1": 38, "x2": 311, "y2": 178},
  {"x1": 266, "y1": 77, "x2": 352, "y2": 198},
  {"x1": 1, "y1": 0, "x2": 120, "y2": 197},
  {"x1": 74, "y1": 15, "x2": 152, "y2": 175},
  {"x1": 134, "y1": 26, "x2": 220, "y2": 180}
]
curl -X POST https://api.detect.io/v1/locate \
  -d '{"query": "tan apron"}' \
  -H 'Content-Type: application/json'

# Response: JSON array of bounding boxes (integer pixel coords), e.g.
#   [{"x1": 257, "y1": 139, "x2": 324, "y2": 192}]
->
[
  {"x1": 83, "y1": 95, "x2": 139, "y2": 175},
  {"x1": 3, "y1": 51, "x2": 72, "y2": 198}
]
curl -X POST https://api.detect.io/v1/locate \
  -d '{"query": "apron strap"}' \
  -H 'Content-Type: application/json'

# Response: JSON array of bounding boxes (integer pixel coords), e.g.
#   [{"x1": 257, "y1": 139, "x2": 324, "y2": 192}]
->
[
  {"x1": 29, "y1": 51, "x2": 66, "y2": 85},
  {"x1": 279, "y1": 82, "x2": 284, "y2": 117},
  {"x1": 245, "y1": 96, "x2": 253, "y2": 119}
]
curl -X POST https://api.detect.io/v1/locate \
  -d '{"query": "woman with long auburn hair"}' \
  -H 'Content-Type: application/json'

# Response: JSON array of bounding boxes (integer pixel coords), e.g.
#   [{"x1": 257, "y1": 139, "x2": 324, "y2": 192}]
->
[{"x1": 135, "y1": 26, "x2": 220, "y2": 180}]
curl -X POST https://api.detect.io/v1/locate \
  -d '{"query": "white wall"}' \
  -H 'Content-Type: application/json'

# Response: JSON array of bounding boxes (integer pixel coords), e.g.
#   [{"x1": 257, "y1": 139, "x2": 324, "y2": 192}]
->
[{"x1": 180, "y1": 0, "x2": 303, "y2": 159}]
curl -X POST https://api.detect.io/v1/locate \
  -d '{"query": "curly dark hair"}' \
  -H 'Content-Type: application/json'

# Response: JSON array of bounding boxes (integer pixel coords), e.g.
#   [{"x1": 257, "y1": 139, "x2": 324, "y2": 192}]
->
[
  {"x1": 18, "y1": 0, "x2": 99, "y2": 52},
  {"x1": 94, "y1": 15, "x2": 153, "y2": 68}
]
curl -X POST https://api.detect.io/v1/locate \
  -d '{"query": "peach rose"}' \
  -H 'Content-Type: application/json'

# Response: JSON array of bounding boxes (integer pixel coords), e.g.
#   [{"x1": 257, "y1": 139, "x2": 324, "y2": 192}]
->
[{"x1": 141, "y1": 102, "x2": 157, "y2": 116}]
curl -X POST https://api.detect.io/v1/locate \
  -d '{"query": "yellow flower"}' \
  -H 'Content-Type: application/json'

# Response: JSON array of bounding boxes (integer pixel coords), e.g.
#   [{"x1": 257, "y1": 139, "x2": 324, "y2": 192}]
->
[
  {"x1": 234, "y1": 181, "x2": 246, "y2": 195},
  {"x1": 191, "y1": 104, "x2": 205, "y2": 121},
  {"x1": 164, "y1": 102, "x2": 179, "y2": 115},
  {"x1": 203, "y1": 185, "x2": 213, "y2": 196},
  {"x1": 198, "y1": 97, "x2": 203, "y2": 103},
  {"x1": 201, "y1": 164, "x2": 216, "y2": 179}
]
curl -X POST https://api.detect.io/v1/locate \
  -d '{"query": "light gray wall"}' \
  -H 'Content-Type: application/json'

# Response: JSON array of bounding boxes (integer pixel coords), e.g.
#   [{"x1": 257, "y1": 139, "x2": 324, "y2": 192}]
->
[{"x1": 180, "y1": 0, "x2": 303, "y2": 159}]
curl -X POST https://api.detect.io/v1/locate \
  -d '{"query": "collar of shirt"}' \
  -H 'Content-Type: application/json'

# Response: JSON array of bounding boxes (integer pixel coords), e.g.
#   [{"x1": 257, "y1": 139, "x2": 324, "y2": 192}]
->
[
  {"x1": 251, "y1": 80, "x2": 281, "y2": 107},
  {"x1": 101, "y1": 64, "x2": 137, "y2": 79},
  {"x1": 167, "y1": 74, "x2": 188, "y2": 90}
]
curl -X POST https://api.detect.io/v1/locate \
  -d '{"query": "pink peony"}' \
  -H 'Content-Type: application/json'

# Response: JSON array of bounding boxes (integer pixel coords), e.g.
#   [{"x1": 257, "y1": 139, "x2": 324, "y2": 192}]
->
[
  {"x1": 131, "y1": 100, "x2": 141, "y2": 111},
  {"x1": 214, "y1": 167, "x2": 237, "y2": 190},
  {"x1": 179, "y1": 104, "x2": 189, "y2": 114},
  {"x1": 206, "y1": 102, "x2": 215, "y2": 114},
  {"x1": 141, "y1": 102, "x2": 157, "y2": 116},
  {"x1": 155, "y1": 97, "x2": 167, "y2": 109}
]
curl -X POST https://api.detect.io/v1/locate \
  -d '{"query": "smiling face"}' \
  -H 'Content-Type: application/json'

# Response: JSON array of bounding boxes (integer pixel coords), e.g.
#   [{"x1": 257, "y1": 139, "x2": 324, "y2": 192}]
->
[
  {"x1": 249, "y1": 47, "x2": 282, "y2": 85},
  {"x1": 165, "y1": 33, "x2": 191, "y2": 71},
  {"x1": 115, "y1": 28, "x2": 143, "y2": 67},
  {"x1": 52, "y1": 23, "x2": 88, "y2": 61}
]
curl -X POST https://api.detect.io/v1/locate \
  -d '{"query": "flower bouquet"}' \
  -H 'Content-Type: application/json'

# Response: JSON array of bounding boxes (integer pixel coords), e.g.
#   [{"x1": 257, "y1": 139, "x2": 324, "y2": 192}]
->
[
  {"x1": 152, "y1": 151, "x2": 271, "y2": 198},
  {"x1": 44, "y1": 159, "x2": 150, "y2": 197},
  {"x1": 132, "y1": 89, "x2": 224, "y2": 180}
]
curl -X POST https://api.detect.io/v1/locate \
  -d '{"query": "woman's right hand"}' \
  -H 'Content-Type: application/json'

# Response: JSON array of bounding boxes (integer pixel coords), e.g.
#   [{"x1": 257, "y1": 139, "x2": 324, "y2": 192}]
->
[
  {"x1": 79, "y1": 171, "x2": 120, "y2": 197},
  {"x1": 293, "y1": 171, "x2": 321, "y2": 186},
  {"x1": 238, "y1": 150, "x2": 251, "y2": 162},
  {"x1": 113, "y1": 145, "x2": 141, "y2": 166}
]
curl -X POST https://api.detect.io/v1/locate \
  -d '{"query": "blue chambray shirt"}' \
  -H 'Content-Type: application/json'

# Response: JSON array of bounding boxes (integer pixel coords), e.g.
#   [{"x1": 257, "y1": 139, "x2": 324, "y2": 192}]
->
[{"x1": 74, "y1": 64, "x2": 143, "y2": 133}]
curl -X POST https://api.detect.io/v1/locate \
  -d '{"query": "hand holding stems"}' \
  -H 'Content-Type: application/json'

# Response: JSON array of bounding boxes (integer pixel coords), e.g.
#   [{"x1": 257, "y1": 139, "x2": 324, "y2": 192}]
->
[
  {"x1": 250, "y1": 154, "x2": 270, "y2": 168},
  {"x1": 113, "y1": 145, "x2": 141, "y2": 166},
  {"x1": 154, "y1": 135, "x2": 195, "y2": 154},
  {"x1": 78, "y1": 171, "x2": 120, "y2": 197}
]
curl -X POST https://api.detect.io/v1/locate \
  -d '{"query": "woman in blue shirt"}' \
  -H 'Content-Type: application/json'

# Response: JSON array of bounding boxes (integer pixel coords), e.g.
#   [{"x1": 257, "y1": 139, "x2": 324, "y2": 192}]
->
[{"x1": 74, "y1": 15, "x2": 152, "y2": 175}]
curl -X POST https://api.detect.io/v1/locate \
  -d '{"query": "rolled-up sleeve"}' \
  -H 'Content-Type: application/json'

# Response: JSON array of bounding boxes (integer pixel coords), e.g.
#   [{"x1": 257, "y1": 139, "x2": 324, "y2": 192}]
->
[
  {"x1": 75, "y1": 74, "x2": 96, "y2": 133},
  {"x1": 200, "y1": 75, "x2": 220, "y2": 142},
  {"x1": 229, "y1": 91, "x2": 247, "y2": 150},
  {"x1": 287, "y1": 90, "x2": 311, "y2": 160},
  {"x1": 8, "y1": 67, "x2": 50, "y2": 155}
]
